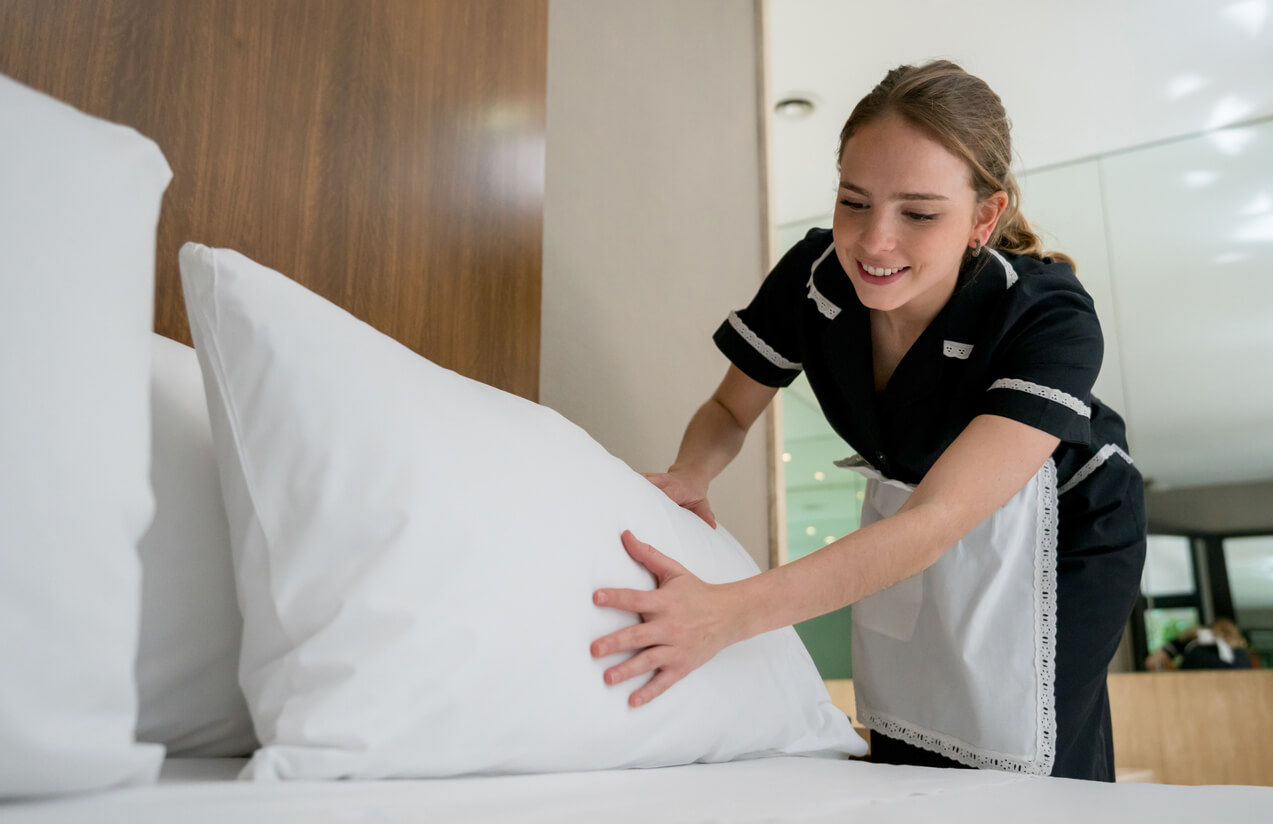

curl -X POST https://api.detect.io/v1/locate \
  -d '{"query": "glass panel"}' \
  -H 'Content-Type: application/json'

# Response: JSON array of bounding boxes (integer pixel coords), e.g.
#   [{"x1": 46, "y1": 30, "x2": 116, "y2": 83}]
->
[
  {"x1": 1222, "y1": 535, "x2": 1273, "y2": 666},
  {"x1": 1144, "y1": 607, "x2": 1201, "y2": 654},
  {"x1": 1141, "y1": 534, "x2": 1195, "y2": 596},
  {"x1": 780, "y1": 373, "x2": 864, "y2": 677},
  {"x1": 1098, "y1": 117, "x2": 1273, "y2": 487}
]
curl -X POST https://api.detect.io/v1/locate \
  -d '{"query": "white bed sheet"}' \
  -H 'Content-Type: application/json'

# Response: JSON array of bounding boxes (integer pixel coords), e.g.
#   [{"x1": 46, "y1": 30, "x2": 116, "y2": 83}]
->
[{"x1": 0, "y1": 756, "x2": 1266, "y2": 824}]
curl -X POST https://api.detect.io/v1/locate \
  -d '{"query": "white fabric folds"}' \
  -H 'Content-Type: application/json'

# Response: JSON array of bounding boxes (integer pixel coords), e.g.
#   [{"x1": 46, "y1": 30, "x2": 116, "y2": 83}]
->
[
  {"x1": 178, "y1": 243, "x2": 865, "y2": 781},
  {"x1": 135, "y1": 334, "x2": 257, "y2": 756},
  {"x1": 0, "y1": 73, "x2": 169, "y2": 797}
]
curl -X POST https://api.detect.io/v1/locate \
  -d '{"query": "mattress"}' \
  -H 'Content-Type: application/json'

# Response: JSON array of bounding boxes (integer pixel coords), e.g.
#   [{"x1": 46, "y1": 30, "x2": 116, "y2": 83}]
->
[{"x1": 0, "y1": 756, "x2": 1267, "y2": 824}]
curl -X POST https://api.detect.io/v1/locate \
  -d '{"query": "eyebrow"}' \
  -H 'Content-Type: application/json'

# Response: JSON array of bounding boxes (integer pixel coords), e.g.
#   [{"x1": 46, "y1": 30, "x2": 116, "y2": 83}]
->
[{"x1": 840, "y1": 181, "x2": 949, "y2": 202}]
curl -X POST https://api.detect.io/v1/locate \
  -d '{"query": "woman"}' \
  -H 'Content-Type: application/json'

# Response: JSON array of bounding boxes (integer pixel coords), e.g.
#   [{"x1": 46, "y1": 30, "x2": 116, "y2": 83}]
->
[
  {"x1": 589, "y1": 60, "x2": 1147, "y2": 781},
  {"x1": 1146, "y1": 618, "x2": 1255, "y2": 671}
]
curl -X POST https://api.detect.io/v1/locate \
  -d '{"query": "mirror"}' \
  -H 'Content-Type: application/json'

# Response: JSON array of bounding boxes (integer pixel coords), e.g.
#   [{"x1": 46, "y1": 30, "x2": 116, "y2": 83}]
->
[{"x1": 765, "y1": 1, "x2": 1273, "y2": 677}]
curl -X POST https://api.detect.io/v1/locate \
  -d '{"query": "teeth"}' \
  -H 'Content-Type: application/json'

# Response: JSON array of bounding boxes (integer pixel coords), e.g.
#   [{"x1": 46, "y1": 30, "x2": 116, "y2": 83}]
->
[{"x1": 862, "y1": 262, "x2": 906, "y2": 277}]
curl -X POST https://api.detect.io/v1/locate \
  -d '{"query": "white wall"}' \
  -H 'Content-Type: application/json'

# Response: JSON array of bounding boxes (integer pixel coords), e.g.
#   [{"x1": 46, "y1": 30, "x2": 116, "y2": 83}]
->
[{"x1": 541, "y1": 1, "x2": 772, "y2": 566}]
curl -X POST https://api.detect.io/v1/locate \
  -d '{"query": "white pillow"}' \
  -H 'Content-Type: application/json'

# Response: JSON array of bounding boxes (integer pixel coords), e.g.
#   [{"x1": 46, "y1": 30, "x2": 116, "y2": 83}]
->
[
  {"x1": 0, "y1": 74, "x2": 169, "y2": 796},
  {"x1": 135, "y1": 333, "x2": 257, "y2": 756},
  {"x1": 178, "y1": 242, "x2": 866, "y2": 780}
]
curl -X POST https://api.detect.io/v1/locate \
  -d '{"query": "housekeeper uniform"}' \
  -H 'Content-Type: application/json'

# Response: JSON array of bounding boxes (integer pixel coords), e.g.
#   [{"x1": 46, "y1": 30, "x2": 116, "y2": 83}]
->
[{"x1": 713, "y1": 228, "x2": 1147, "y2": 781}]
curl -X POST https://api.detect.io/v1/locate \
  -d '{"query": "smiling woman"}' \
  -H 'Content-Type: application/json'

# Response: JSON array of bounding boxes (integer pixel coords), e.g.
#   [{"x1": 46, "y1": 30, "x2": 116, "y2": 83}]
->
[{"x1": 591, "y1": 60, "x2": 1147, "y2": 783}]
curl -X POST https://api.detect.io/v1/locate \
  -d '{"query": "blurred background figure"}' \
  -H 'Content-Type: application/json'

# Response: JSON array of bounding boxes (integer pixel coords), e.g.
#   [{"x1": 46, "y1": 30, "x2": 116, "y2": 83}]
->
[{"x1": 1146, "y1": 618, "x2": 1255, "y2": 671}]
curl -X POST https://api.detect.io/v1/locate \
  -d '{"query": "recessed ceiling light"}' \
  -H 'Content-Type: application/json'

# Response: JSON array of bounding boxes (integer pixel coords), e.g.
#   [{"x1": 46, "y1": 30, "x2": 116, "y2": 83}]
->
[{"x1": 774, "y1": 95, "x2": 817, "y2": 120}]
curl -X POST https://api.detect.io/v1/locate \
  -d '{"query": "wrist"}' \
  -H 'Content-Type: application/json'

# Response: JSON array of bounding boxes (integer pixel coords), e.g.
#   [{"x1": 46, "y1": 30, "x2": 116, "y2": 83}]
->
[
  {"x1": 667, "y1": 462, "x2": 712, "y2": 491},
  {"x1": 719, "y1": 576, "x2": 768, "y2": 645}
]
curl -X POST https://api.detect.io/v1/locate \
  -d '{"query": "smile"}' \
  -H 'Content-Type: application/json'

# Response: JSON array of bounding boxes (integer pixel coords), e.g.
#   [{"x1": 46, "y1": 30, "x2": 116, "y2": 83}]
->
[{"x1": 857, "y1": 260, "x2": 910, "y2": 281}]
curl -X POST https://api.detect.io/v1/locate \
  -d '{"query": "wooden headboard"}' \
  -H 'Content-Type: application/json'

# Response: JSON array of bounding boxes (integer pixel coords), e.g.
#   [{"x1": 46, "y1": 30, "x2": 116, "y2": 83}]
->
[{"x1": 0, "y1": 0, "x2": 547, "y2": 400}]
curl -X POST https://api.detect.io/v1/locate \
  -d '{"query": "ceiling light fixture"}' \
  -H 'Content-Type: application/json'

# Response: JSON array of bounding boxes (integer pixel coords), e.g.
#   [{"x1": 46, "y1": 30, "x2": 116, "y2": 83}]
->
[{"x1": 774, "y1": 95, "x2": 817, "y2": 120}]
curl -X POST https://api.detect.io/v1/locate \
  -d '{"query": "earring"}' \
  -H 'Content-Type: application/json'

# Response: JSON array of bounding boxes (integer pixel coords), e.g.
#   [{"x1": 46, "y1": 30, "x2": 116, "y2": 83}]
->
[{"x1": 970, "y1": 238, "x2": 983, "y2": 256}]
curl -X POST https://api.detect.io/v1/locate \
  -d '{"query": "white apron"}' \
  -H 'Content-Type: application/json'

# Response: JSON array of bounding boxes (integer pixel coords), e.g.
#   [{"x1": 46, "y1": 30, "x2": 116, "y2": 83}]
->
[{"x1": 837, "y1": 454, "x2": 1059, "y2": 775}]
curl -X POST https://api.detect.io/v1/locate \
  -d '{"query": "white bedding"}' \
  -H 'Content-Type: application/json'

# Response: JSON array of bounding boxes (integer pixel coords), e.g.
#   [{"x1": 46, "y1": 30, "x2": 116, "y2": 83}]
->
[{"x1": 0, "y1": 757, "x2": 1266, "y2": 824}]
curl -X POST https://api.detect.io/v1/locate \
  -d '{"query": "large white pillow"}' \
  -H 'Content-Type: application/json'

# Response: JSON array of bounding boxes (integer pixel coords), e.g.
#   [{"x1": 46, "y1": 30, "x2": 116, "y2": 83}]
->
[
  {"x1": 0, "y1": 74, "x2": 169, "y2": 796},
  {"x1": 178, "y1": 242, "x2": 865, "y2": 780},
  {"x1": 135, "y1": 333, "x2": 257, "y2": 756}
]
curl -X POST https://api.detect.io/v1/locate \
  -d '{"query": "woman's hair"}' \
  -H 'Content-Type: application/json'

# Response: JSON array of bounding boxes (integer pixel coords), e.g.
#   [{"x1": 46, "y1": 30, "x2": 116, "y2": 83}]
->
[
  {"x1": 1210, "y1": 618, "x2": 1248, "y2": 649},
  {"x1": 837, "y1": 60, "x2": 1074, "y2": 270}
]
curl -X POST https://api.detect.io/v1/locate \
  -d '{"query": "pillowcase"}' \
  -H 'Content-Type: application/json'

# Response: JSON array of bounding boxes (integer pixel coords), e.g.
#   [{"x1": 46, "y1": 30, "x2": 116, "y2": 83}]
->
[
  {"x1": 178, "y1": 242, "x2": 866, "y2": 780},
  {"x1": 0, "y1": 73, "x2": 169, "y2": 797},
  {"x1": 135, "y1": 333, "x2": 257, "y2": 756}
]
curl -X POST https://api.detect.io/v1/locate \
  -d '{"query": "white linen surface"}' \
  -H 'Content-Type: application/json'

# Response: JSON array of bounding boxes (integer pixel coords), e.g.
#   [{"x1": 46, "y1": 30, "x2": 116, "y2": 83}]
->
[
  {"x1": 177, "y1": 242, "x2": 864, "y2": 780},
  {"x1": 0, "y1": 757, "x2": 1267, "y2": 824}
]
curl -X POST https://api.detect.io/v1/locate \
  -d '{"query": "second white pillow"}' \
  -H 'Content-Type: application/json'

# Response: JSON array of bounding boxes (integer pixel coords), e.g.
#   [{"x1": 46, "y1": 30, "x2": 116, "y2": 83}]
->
[{"x1": 179, "y1": 242, "x2": 865, "y2": 780}]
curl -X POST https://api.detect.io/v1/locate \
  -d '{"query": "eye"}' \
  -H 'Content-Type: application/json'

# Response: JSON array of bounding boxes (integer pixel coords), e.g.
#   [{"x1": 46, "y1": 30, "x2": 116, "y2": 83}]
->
[
  {"x1": 839, "y1": 199, "x2": 868, "y2": 211},
  {"x1": 904, "y1": 211, "x2": 937, "y2": 222}
]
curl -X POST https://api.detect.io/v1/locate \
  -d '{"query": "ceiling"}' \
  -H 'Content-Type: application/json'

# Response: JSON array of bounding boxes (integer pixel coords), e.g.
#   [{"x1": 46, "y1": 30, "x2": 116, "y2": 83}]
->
[
  {"x1": 766, "y1": 0, "x2": 1273, "y2": 490},
  {"x1": 768, "y1": 0, "x2": 1273, "y2": 225}
]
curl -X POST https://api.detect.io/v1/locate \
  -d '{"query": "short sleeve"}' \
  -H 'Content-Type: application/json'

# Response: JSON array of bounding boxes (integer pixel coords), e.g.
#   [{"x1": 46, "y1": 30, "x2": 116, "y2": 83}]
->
[
  {"x1": 712, "y1": 231, "x2": 825, "y2": 387},
  {"x1": 980, "y1": 279, "x2": 1103, "y2": 446}
]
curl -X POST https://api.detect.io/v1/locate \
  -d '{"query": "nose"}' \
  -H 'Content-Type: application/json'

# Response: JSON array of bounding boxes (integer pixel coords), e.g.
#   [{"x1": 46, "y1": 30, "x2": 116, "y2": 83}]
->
[{"x1": 859, "y1": 211, "x2": 896, "y2": 255}]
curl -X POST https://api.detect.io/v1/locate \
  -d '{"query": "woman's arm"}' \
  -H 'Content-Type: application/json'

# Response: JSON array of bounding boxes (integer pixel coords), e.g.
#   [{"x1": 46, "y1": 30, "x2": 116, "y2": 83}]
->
[
  {"x1": 644, "y1": 365, "x2": 777, "y2": 527},
  {"x1": 592, "y1": 413, "x2": 1060, "y2": 706}
]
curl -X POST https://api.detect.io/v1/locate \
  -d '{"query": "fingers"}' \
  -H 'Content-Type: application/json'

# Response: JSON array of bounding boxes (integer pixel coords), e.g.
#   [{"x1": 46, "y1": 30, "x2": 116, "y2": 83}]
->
[
  {"x1": 592, "y1": 587, "x2": 653, "y2": 615},
  {"x1": 601, "y1": 646, "x2": 666, "y2": 686},
  {"x1": 590, "y1": 620, "x2": 657, "y2": 659},
  {"x1": 621, "y1": 530, "x2": 686, "y2": 581},
  {"x1": 689, "y1": 500, "x2": 717, "y2": 529},
  {"x1": 627, "y1": 667, "x2": 684, "y2": 708}
]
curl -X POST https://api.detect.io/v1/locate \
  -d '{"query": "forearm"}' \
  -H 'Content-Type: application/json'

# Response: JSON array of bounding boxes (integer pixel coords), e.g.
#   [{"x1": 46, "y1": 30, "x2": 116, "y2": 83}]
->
[
  {"x1": 727, "y1": 415, "x2": 1060, "y2": 642},
  {"x1": 729, "y1": 501, "x2": 960, "y2": 641},
  {"x1": 667, "y1": 398, "x2": 749, "y2": 487}
]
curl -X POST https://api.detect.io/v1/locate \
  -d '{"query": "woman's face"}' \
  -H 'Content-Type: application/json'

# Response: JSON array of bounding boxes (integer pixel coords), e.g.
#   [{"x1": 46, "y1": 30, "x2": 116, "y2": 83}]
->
[{"x1": 832, "y1": 113, "x2": 1001, "y2": 326}]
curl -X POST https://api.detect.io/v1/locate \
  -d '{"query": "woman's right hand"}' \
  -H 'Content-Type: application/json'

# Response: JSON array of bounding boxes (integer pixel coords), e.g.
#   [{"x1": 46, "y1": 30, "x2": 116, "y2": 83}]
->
[{"x1": 643, "y1": 470, "x2": 717, "y2": 529}]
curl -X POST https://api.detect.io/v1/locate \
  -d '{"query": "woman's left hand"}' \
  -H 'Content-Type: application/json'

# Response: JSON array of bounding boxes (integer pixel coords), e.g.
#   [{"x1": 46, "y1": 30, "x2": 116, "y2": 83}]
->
[{"x1": 590, "y1": 530, "x2": 744, "y2": 707}]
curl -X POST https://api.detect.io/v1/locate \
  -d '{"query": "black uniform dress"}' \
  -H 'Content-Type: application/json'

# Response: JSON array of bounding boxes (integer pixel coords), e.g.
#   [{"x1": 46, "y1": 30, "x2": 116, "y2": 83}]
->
[{"x1": 713, "y1": 229, "x2": 1147, "y2": 782}]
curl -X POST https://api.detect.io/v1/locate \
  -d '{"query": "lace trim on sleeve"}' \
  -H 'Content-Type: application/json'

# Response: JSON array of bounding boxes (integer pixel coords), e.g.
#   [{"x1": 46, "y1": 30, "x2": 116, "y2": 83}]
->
[
  {"x1": 989, "y1": 378, "x2": 1091, "y2": 418},
  {"x1": 726, "y1": 312, "x2": 801, "y2": 371}
]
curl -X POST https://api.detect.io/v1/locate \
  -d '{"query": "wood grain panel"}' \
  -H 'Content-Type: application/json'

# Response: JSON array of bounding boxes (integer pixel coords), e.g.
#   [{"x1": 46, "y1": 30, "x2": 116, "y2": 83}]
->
[
  {"x1": 0, "y1": 0, "x2": 546, "y2": 399},
  {"x1": 1109, "y1": 671, "x2": 1273, "y2": 785},
  {"x1": 834, "y1": 675, "x2": 1273, "y2": 783}
]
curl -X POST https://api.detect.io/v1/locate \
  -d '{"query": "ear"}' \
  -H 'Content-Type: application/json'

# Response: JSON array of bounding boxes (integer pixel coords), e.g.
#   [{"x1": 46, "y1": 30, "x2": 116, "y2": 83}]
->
[{"x1": 972, "y1": 190, "x2": 1009, "y2": 246}]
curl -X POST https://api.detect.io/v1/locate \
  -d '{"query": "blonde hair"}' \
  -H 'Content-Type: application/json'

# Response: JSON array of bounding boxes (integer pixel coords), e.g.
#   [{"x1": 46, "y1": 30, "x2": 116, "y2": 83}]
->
[{"x1": 837, "y1": 60, "x2": 1074, "y2": 271}]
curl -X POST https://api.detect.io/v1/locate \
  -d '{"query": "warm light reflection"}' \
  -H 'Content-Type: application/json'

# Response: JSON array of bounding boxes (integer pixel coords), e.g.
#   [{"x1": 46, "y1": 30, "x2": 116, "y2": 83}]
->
[
  {"x1": 813, "y1": 471, "x2": 825, "y2": 481},
  {"x1": 805, "y1": 525, "x2": 817, "y2": 536},
  {"x1": 1165, "y1": 73, "x2": 1207, "y2": 100},
  {"x1": 1222, "y1": 0, "x2": 1269, "y2": 35},
  {"x1": 484, "y1": 102, "x2": 535, "y2": 132},
  {"x1": 1183, "y1": 170, "x2": 1219, "y2": 188},
  {"x1": 782, "y1": 452, "x2": 792, "y2": 462},
  {"x1": 823, "y1": 536, "x2": 835, "y2": 546}
]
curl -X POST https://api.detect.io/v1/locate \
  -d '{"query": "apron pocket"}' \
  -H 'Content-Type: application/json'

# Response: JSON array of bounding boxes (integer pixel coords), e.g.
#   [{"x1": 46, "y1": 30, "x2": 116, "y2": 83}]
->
[{"x1": 853, "y1": 571, "x2": 922, "y2": 642}]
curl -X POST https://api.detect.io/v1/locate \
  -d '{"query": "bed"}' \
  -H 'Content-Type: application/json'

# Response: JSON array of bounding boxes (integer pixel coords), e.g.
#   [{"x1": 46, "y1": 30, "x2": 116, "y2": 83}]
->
[
  {"x1": 0, "y1": 2, "x2": 1270, "y2": 820},
  {"x1": 0, "y1": 757, "x2": 1268, "y2": 824}
]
